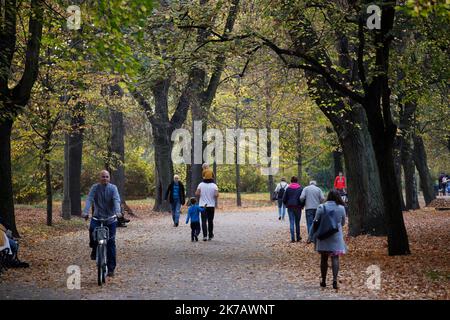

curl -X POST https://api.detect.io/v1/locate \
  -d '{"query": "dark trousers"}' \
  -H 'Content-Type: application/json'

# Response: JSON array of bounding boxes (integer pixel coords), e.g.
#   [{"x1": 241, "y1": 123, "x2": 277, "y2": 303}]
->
[
  {"x1": 89, "y1": 220, "x2": 117, "y2": 272},
  {"x1": 191, "y1": 221, "x2": 201, "y2": 240},
  {"x1": 201, "y1": 207, "x2": 215, "y2": 238},
  {"x1": 287, "y1": 207, "x2": 301, "y2": 241}
]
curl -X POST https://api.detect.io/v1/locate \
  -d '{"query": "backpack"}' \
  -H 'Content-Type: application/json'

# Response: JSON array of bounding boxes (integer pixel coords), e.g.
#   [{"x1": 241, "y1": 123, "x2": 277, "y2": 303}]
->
[{"x1": 277, "y1": 184, "x2": 287, "y2": 200}]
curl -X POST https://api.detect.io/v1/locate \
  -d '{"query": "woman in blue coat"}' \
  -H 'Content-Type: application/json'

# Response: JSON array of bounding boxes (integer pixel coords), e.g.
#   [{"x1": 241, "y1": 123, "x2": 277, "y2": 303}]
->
[{"x1": 308, "y1": 189, "x2": 347, "y2": 289}]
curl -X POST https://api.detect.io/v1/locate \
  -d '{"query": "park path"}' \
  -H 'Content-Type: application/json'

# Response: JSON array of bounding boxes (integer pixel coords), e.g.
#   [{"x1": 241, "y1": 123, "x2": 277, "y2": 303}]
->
[{"x1": 0, "y1": 209, "x2": 348, "y2": 300}]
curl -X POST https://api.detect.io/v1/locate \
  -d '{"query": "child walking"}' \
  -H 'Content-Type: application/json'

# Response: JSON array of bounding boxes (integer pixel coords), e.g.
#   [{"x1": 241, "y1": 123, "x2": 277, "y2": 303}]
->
[{"x1": 186, "y1": 197, "x2": 205, "y2": 242}]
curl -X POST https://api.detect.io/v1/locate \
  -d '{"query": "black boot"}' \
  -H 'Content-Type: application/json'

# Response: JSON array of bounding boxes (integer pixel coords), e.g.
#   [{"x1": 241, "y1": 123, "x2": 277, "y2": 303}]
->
[{"x1": 333, "y1": 280, "x2": 338, "y2": 289}]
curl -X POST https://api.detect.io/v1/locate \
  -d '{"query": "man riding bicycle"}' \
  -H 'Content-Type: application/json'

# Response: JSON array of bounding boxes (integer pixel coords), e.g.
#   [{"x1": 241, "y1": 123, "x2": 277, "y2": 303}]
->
[{"x1": 82, "y1": 170, "x2": 122, "y2": 277}]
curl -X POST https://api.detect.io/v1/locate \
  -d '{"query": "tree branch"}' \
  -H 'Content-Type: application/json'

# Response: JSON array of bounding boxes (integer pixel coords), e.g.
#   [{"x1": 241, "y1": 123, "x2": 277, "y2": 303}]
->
[
  {"x1": 12, "y1": 0, "x2": 44, "y2": 106},
  {"x1": 258, "y1": 34, "x2": 365, "y2": 105}
]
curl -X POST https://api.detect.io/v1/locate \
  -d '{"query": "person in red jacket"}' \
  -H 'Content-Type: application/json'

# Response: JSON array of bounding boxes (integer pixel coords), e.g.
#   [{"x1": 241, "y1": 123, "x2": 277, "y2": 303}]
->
[{"x1": 334, "y1": 172, "x2": 346, "y2": 194}]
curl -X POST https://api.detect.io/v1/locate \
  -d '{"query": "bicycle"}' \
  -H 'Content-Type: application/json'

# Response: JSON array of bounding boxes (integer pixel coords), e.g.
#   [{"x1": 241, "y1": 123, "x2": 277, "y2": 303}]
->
[{"x1": 91, "y1": 216, "x2": 115, "y2": 286}]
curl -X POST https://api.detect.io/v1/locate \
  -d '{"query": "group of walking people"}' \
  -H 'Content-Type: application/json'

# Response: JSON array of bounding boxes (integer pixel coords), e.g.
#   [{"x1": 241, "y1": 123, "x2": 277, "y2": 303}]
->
[
  {"x1": 164, "y1": 164, "x2": 219, "y2": 242},
  {"x1": 273, "y1": 174, "x2": 347, "y2": 289}
]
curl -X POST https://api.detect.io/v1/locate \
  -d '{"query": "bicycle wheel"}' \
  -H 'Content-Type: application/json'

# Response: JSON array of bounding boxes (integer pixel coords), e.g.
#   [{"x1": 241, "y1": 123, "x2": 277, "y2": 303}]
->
[
  {"x1": 97, "y1": 264, "x2": 103, "y2": 286},
  {"x1": 102, "y1": 245, "x2": 107, "y2": 283},
  {"x1": 97, "y1": 244, "x2": 104, "y2": 286}
]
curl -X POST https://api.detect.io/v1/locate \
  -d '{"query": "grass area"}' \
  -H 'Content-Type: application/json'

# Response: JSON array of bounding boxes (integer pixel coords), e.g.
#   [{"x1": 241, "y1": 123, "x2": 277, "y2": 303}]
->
[{"x1": 220, "y1": 192, "x2": 271, "y2": 201}]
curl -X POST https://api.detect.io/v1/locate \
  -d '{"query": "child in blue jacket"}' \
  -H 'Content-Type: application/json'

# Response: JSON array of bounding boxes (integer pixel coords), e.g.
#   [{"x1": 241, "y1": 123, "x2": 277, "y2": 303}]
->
[{"x1": 186, "y1": 197, "x2": 205, "y2": 241}]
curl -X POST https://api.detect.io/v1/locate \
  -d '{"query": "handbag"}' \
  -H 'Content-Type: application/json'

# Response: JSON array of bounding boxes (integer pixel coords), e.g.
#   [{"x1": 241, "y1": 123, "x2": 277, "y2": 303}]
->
[
  {"x1": 272, "y1": 191, "x2": 278, "y2": 201},
  {"x1": 316, "y1": 205, "x2": 339, "y2": 240}
]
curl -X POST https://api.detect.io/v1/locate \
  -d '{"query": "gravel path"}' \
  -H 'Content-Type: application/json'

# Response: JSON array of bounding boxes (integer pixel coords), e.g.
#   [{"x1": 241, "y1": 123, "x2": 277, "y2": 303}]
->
[{"x1": 0, "y1": 209, "x2": 348, "y2": 300}]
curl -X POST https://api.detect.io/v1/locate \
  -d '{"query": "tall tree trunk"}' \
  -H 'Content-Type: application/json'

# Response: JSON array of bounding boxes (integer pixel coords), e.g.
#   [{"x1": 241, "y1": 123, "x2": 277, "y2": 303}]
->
[
  {"x1": 266, "y1": 102, "x2": 274, "y2": 200},
  {"x1": 110, "y1": 109, "x2": 125, "y2": 203},
  {"x1": 361, "y1": 4, "x2": 410, "y2": 255},
  {"x1": 186, "y1": 164, "x2": 192, "y2": 198},
  {"x1": 413, "y1": 134, "x2": 436, "y2": 205},
  {"x1": 0, "y1": 0, "x2": 44, "y2": 237},
  {"x1": 62, "y1": 133, "x2": 71, "y2": 220},
  {"x1": 213, "y1": 161, "x2": 218, "y2": 208},
  {"x1": 235, "y1": 107, "x2": 241, "y2": 207},
  {"x1": 189, "y1": 0, "x2": 241, "y2": 194},
  {"x1": 339, "y1": 106, "x2": 386, "y2": 236},
  {"x1": 68, "y1": 102, "x2": 85, "y2": 216},
  {"x1": 153, "y1": 131, "x2": 173, "y2": 211},
  {"x1": 332, "y1": 150, "x2": 343, "y2": 178},
  {"x1": 235, "y1": 162, "x2": 242, "y2": 207},
  {"x1": 296, "y1": 121, "x2": 302, "y2": 181},
  {"x1": 190, "y1": 104, "x2": 205, "y2": 196},
  {"x1": 151, "y1": 79, "x2": 173, "y2": 212},
  {"x1": 402, "y1": 136, "x2": 419, "y2": 210},
  {"x1": 45, "y1": 157, "x2": 52, "y2": 226},
  {"x1": 393, "y1": 136, "x2": 406, "y2": 210},
  {"x1": 0, "y1": 119, "x2": 18, "y2": 236}
]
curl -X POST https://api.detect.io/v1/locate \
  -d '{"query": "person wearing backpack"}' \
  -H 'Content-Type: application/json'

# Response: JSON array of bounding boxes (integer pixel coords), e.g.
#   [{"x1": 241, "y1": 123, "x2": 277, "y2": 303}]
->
[
  {"x1": 307, "y1": 189, "x2": 347, "y2": 290},
  {"x1": 282, "y1": 176, "x2": 304, "y2": 242},
  {"x1": 274, "y1": 178, "x2": 288, "y2": 220}
]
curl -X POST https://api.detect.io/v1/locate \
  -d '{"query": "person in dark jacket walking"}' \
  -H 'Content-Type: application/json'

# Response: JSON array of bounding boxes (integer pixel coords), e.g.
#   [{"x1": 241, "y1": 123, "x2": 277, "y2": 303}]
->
[
  {"x1": 165, "y1": 175, "x2": 186, "y2": 227},
  {"x1": 282, "y1": 176, "x2": 304, "y2": 242}
]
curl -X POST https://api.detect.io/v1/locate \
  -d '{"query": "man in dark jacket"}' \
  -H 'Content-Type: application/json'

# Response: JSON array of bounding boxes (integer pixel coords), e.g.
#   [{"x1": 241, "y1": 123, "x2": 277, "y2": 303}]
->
[
  {"x1": 282, "y1": 176, "x2": 304, "y2": 242},
  {"x1": 165, "y1": 175, "x2": 186, "y2": 227}
]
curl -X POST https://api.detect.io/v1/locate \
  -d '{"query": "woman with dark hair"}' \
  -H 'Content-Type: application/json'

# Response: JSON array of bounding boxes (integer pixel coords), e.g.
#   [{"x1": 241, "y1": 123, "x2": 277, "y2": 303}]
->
[{"x1": 308, "y1": 189, "x2": 347, "y2": 289}]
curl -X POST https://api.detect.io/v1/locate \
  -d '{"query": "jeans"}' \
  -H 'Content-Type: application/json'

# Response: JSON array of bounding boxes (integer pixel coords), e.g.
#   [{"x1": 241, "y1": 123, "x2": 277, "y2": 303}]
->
[
  {"x1": 171, "y1": 200, "x2": 181, "y2": 224},
  {"x1": 287, "y1": 207, "x2": 301, "y2": 241},
  {"x1": 305, "y1": 209, "x2": 317, "y2": 235},
  {"x1": 8, "y1": 238, "x2": 18, "y2": 255},
  {"x1": 89, "y1": 219, "x2": 117, "y2": 272},
  {"x1": 190, "y1": 221, "x2": 201, "y2": 240},
  {"x1": 201, "y1": 207, "x2": 215, "y2": 238},
  {"x1": 277, "y1": 200, "x2": 286, "y2": 219}
]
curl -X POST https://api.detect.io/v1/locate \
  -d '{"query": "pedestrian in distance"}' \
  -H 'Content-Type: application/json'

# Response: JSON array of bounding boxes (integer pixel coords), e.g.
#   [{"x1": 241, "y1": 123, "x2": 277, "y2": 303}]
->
[
  {"x1": 273, "y1": 177, "x2": 288, "y2": 221},
  {"x1": 165, "y1": 175, "x2": 186, "y2": 227}
]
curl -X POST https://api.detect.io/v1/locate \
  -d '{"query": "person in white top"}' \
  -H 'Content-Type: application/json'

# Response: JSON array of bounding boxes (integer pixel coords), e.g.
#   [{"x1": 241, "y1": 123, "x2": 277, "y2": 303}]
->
[
  {"x1": 274, "y1": 178, "x2": 288, "y2": 220},
  {"x1": 195, "y1": 181, "x2": 219, "y2": 241}
]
